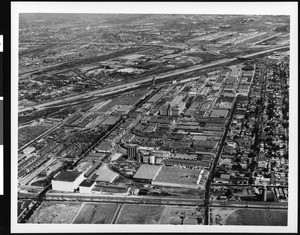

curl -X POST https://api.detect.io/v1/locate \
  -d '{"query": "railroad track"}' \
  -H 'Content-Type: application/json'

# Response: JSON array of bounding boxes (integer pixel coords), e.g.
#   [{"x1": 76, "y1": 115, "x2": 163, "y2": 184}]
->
[{"x1": 18, "y1": 86, "x2": 162, "y2": 223}]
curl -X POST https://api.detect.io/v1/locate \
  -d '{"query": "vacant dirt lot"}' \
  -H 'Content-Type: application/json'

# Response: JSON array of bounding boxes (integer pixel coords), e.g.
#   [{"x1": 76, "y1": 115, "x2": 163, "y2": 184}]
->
[
  {"x1": 27, "y1": 201, "x2": 81, "y2": 224},
  {"x1": 160, "y1": 206, "x2": 203, "y2": 225},
  {"x1": 115, "y1": 204, "x2": 165, "y2": 224},
  {"x1": 225, "y1": 208, "x2": 287, "y2": 226},
  {"x1": 72, "y1": 203, "x2": 119, "y2": 224},
  {"x1": 210, "y1": 207, "x2": 236, "y2": 225}
]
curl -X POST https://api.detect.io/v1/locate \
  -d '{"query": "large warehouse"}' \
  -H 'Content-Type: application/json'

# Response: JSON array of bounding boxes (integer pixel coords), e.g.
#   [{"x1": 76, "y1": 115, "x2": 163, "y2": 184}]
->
[
  {"x1": 51, "y1": 170, "x2": 85, "y2": 192},
  {"x1": 133, "y1": 164, "x2": 162, "y2": 182},
  {"x1": 152, "y1": 166, "x2": 204, "y2": 189}
]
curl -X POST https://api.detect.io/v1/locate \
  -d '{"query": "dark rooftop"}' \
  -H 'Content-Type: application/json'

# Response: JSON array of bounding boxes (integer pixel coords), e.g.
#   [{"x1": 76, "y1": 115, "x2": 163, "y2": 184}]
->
[
  {"x1": 53, "y1": 170, "x2": 81, "y2": 182},
  {"x1": 79, "y1": 179, "x2": 96, "y2": 187}
]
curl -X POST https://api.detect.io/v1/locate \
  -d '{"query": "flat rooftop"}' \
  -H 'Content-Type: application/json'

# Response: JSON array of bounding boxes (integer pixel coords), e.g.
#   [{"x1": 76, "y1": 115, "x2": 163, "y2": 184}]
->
[
  {"x1": 53, "y1": 170, "x2": 81, "y2": 182},
  {"x1": 210, "y1": 109, "x2": 229, "y2": 118},
  {"x1": 79, "y1": 179, "x2": 96, "y2": 187},
  {"x1": 133, "y1": 164, "x2": 162, "y2": 180},
  {"x1": 153, "y1": 166, "x2": 202, "y2": 186},
  {"x1": 172, "y1": 153, "x2": 197, "y2": 160},
  {"x1": 95, "y1": 165, "x2": 119, "y2": 183}
]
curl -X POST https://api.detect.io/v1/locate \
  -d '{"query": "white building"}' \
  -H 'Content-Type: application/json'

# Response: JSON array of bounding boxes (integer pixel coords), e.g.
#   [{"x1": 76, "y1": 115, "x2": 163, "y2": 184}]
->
[
  {"x1": 149, "y1": 155, "x2": 155, "y2": 164},
  {"x1": 79, "y1": 179, "x2": 96, "y2": 194},
  {"x1": 51, "y1": 170, "x2": 85, "y2": 192}
]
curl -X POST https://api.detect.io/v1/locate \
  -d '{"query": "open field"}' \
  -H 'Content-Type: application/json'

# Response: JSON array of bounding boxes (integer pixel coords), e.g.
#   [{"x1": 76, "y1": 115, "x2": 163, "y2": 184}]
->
[
  {"x1": 210, "y1": 207, "x2": 287, "y2": 226},
  {"x1": 115, "y1": 204, "x2": 165, "y2": 224},
  {"x1": 160, "y1": 206, "x2": 203, "y2": 225},
  {"x1": 27, "y1": 201, "x2": 81, "y2": 224},
  {"x1": 226, "y1": 208, "x2": 287, "y2": 226},
  {"x1": 210, "y1": 207, "x2": 236, "y2": 225},
  {"x1": 72, "y1": 203, "x2": 119, "y2": 224}
]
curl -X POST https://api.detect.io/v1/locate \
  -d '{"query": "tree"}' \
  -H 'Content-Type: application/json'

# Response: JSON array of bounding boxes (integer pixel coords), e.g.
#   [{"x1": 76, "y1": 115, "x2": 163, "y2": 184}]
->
[
  {"x1": 214, "y1": 170, "x2": 221, "y2": 178},
  {"x1": 225, "y1": 189, "x2": 233, "y2": 197},
  {"x1": 282, "y1": 122, "x2": 289, "y2": 128},
  {"x1": 249, "y1": 161, "x2": 257, "y2": 171},
  {"x1": 62, "y1": 160, "x2": 73, "y2": 170},
  {"x1": 266, "y1": 137, "x2": 273, "y2": 145},
  {"x1": 256, "y1": 99, "x2": 262, "y2": 105},
  {"x1": 248, "y1": 151, "x2": 256, "y2": 159},
  {"x1": 273, "y1": 145, "x2": 280, "y2": 151},
  {"x1": 262, "y1": 167, "x2": 268, "y2": 173},
  {"x1": 251, "y1": 126, "x2": 259, "y2": 137},
  {"x1": 232, "y1": 164, "x2": 242, "y2": 171}
]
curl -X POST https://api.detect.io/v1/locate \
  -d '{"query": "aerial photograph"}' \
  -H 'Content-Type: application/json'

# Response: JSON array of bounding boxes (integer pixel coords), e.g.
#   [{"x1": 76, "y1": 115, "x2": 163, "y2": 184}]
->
[{"x1": 15, "y1": 6, "x2": 293, "y2": 231}]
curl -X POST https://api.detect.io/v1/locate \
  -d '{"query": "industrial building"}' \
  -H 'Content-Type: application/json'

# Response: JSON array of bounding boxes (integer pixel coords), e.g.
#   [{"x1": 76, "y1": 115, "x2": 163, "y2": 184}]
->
[
  {"x1": 93, "y1": 164, "x2": 119, "y2": 183},
  {"x1": 170, "y1": 103, "x2": 185, "y2": 116},
  {"x1": 162, "y1": 158, "x2": 210, "y2": 169},
  {"x1": 152, "y1": 166, "x2": 203, "y2": 189},
  {"x1": 210, "y1": 109, "x2": 229, "y2": 118},
  {"x1": 133, "y1": 164, "x2": 162, "y2": 182},
  {"x1": 51, "y1": 170, "x2": 85, "y2": 192},
  {"x1": 159, "y1": 103, "x2": 170, "y2": 116},
  {"x1": 79, "y1": 179, "x2": 96, "y2": 194},
  {"x1": 84, "y1": 161, "x2": 102, "y2": 178}
]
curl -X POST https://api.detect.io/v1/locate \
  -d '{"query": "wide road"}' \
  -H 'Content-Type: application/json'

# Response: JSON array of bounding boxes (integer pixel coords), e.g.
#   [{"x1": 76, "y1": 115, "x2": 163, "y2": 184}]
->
[
  {"x1": 210, "y1": 201, "x2": 288, "y2": 209},
  {"x1": 210, "y1": 204, "x2": 287, "y2": 210},
  {"x1": 45, "y1": 191, "x2": 204, "y2": 206},
  {"x1": 20, "y1": 41, "x2": 187, "y2": 49},
  {"x1": 203, "y1": 95, "x2": 238, "y2": 224},
  {"x1": 211, "y1": 183, "x2": 288, "y2": 188},
  {"x1": 19, "y1": 46, "x2": 289, "y2": 113}
]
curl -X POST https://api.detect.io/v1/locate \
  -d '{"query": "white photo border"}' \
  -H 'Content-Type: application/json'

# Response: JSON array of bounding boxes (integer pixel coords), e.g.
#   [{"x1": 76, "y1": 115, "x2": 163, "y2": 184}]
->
[{"x1": 11, "y1": 1, "x2": 298, "y2": 233}]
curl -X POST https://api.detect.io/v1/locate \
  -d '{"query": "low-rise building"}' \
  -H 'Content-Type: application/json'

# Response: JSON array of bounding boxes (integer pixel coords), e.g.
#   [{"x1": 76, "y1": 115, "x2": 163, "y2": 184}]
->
[{"x1": 79, "y1": 179, "x2": 96, "y2": 194}]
